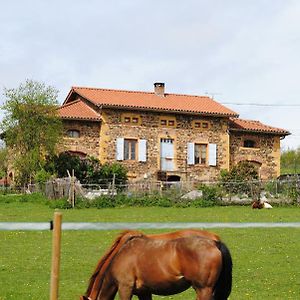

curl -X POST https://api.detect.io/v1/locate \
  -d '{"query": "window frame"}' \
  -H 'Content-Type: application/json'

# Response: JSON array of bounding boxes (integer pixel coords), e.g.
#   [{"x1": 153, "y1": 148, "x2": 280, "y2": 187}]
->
[
  {"x1": 194, "y1": 143, "x2": 207, "y2": 165},
  {"x1": 121, "y1": 114, "x2": 141, "y2": 125},
  {"x1": 243, "y1": 139, "x2": 256, "y2": 148},
  {"x1": 66, "y1": 129, "x2": 80, "y2": 138},
  {"x1": 159, "y1": 116, "x2": 176, "y2": 128},
  {"x1": 124, "y1": 138, "x2": 138, "y2": 160},
  {"x1": 192, "y1": 120, "x2": 211, "y2": 130}
]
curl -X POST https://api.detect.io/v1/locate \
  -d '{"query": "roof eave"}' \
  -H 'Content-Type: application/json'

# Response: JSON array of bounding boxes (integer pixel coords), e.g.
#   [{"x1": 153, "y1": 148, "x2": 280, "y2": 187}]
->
[
  {"x1": 99, "y1": 104, "x2": 239, "y2": 118},
  {"x1": 60, "y1": 116, "x2": 101, "y2": 122},
  {"x1": 229, "y1": 128, "x2": 290, "y2": 136}
]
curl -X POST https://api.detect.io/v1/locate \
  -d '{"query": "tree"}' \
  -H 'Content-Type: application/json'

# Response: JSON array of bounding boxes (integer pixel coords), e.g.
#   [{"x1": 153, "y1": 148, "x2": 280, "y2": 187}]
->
[
  {"x1": 281, "y1": 147, "x2": 300, "y2": 175},
  {"x1": 220, "y1": 161, "x2": 259, "y2": 196},
  {"x1": 0, "y1": 147, "x2": 8, "y2": 179},
  {"x1": 44, "y1": 152, "x2": 128, "y2": 186},
  {"x1": 0, "y1": 80, "x2": 62, "y2": 185}
]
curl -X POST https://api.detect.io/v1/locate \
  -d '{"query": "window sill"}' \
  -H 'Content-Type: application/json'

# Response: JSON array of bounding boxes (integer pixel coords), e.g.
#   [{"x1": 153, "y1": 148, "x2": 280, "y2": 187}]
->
[{"x1": 239, "y1": 147, "x2": 260, "y2": 151}]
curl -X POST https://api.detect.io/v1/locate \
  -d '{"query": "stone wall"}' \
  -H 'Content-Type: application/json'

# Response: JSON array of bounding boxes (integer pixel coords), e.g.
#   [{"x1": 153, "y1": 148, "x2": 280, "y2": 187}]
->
[
  {"x1": 229, "y1": 132, "x2": 281, "y2": 179},
  {"x1": 99, "y1": 109, "x2": 230, "y2": 181},
  {"x1": 60, "y1": 110, "x2": 281, "y2": 182},
  {"x1": 60, "y1": 120, "x2": 100, "y2": 158}
]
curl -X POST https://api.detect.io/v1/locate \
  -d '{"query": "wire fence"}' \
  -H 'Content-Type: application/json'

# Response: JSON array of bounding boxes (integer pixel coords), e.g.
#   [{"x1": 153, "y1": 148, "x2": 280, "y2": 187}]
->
[{"x1": 1, "y1": 176, "x2": 300, "y2": 205}]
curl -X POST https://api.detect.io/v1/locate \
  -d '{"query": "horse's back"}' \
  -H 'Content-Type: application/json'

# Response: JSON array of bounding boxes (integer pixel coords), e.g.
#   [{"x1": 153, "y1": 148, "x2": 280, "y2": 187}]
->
[
  {"x1": 110, "y1": 236, "x2": 222, "y2": 294},
  {"x1": 148, "y1": 229, "x2": 220, "y2": 241}
]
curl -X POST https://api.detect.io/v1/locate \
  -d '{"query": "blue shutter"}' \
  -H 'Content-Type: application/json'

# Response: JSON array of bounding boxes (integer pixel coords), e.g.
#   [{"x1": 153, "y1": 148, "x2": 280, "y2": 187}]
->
[
  {"x1": 187, "y1": 143, "x2": 195, "y2": 165},
  {"x1": 116, "y1": 138, "x2": 124, "y2": 161},
  {"x1": 208, "y1": 143, "x2": 217, "y2": 166},
  {"x1": 138, "y1": 139, "x2": 147, "y2": 162}
]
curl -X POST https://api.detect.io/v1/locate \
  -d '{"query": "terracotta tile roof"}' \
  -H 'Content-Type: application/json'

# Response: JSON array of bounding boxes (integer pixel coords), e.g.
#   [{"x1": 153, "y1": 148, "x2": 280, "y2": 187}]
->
[
  {"x1": 64, "y1": 86, "x2": 239, "y2": 117},
  {"x1": 229, "y1": 118, "x2": 290, "y2": 136},
  {"x1": 58, "y1": 99, "x2": 100, "y2": 121}
]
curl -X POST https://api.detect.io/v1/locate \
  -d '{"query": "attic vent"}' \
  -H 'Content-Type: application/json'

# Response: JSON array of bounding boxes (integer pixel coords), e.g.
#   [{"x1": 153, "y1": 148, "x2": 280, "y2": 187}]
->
[{"x1": 154, "y1": 82, "x2": 165, "y2": 97}]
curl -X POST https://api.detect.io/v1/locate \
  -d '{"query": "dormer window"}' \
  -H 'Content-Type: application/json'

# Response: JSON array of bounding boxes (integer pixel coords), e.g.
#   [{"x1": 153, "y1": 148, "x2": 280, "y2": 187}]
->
[
  {"x1": 67, "y1": 130, "x2": 80, "y2": 138},
  {"x1": 244, "y1": 140, "x2": 256, "y2": 148}
]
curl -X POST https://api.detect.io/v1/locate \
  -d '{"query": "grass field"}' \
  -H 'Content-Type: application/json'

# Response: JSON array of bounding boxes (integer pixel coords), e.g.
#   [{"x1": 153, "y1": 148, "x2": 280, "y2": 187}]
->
[{"x1": 0, "y1": 196, "x2": 300, "y2": 299}]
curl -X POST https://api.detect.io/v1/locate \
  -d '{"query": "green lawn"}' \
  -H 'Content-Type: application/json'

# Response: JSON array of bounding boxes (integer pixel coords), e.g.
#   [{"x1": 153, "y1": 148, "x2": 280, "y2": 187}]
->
[{"x1": 0, "y1": 197, "x2": 300, "y2": 299}]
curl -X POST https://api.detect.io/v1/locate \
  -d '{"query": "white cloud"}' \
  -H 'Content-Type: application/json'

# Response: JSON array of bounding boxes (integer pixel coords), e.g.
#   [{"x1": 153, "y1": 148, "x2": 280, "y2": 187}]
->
[{"x1": 0, "y1": 0, "x2": 300, "y2": 149}]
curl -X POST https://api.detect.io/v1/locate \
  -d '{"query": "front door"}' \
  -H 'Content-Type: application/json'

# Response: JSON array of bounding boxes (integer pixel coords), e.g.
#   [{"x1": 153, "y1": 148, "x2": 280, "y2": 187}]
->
[{"x1": 160, "y1": 138, "x2": 174, "y2": 171}]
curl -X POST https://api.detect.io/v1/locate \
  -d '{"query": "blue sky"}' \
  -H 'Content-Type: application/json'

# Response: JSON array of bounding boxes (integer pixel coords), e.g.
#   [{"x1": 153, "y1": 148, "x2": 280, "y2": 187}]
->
[{"x1": 1, "y1": 0, "x2": 300, "y2": 149}]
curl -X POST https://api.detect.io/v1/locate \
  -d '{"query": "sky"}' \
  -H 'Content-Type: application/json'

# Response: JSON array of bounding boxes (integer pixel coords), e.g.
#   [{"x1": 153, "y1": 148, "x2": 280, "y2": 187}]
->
[{"x1": 1, "y1": 0, "x2": 300, "y2": 150}]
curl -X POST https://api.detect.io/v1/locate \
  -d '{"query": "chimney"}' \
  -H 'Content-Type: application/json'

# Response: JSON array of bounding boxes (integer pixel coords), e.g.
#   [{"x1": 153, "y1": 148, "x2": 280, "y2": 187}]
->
[{"x1": 154, "y1": 82, "x2": 165, "y2": 97}]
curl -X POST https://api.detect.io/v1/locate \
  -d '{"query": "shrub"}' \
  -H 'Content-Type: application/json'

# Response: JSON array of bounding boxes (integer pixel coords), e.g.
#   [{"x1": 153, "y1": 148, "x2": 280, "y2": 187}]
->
[
  {"x1": 219, "y1": 161, "x2": 259, "y2": 197},
  {"x1": 35, "y1": 169, "x2": 53, "y2": 190},
  {"x1": 44, "y1": 153, "x2": 128, "y2": 186},
  {"x1": 192, "y1": 198, "x2": 216, "y2": 207},
  {"x1": 47, "y1": 198, "x2": 72, "y2": 209},
  {"x1": 198, "y1": 184, "x2": 222, "y2": 202}
]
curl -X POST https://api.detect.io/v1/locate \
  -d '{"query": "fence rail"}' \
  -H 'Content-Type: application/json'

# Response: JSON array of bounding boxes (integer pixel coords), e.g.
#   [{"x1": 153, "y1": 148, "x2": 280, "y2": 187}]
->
[{"x1": 1, "y1": 221, "x2": 300, "y2": 231}]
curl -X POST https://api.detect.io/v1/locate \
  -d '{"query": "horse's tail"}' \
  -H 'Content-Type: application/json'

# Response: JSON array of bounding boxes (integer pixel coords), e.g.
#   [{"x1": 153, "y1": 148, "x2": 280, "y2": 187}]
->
[
  {"x1": 214, "y1": 240, "x2": 233, "y2": 300},
  {"x1": 84, "y1": 230, "x2": 143, "y2": 299}
]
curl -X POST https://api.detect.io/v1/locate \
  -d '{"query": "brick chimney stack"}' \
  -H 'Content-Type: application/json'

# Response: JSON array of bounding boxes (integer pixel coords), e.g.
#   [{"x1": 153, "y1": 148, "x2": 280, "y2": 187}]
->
[{"x1": 154, "y1": 82, "x2": 165, "y2": 97}]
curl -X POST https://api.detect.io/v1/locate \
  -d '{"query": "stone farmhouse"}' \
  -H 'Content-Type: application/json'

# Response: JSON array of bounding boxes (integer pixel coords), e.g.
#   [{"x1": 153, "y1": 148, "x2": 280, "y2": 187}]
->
[{"x1": 58, "y1": 83, "x2": 289, "y2": 182}]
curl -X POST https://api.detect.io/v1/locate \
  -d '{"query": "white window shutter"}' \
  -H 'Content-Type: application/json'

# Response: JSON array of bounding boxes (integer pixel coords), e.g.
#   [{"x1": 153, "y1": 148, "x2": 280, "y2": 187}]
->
[
  {"x1": 138, "y1": 139, "x2": 147, "y2": 162},
  {"x1": 209, "y1": 143, "x2": 217, "y2": 166},
  {"x1": 116, "y1": 138, "x2": 124, "y2": 161},
  {"x1": 187, "y1": 142, "x2": 195, "y2": 165}
]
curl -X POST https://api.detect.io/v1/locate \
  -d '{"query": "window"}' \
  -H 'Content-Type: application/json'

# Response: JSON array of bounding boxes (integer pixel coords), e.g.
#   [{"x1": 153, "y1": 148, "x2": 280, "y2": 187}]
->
[
  {"x1": 187, "y1": 143, "x2": 217, "y2": 166},
  {"x1": 116, "y1": 138, "x2": 147, "y2": 162},
  {"x1": 124, "y1": 117, "x2": 131, "y2": 123},
  {"x1": 202, "y1": 122, "x2": 209, "y2": 129},
  {"x1": 122, "y1": 114, "x2": 141, "y2": 125},
  {"x1": 194, "y1": 122, "x2": 201, "y2": 128},
  {"x1": 124, "y1": 139, "x2": 137, "y2": 160},
  {"x1": 194, "y1": 144, "x2": 207, "y2": 165},
  {"x1": 159, "y1": 117, "x2": 176, "y2": 127},
  {"x1": 132, "y1": 117, "x2": 139, "y2": 124},
  {"x1": 192, "y1": 120, "x2": 210, "y2": 130},
  {"x1": 244, "y1": 140, "x2": 256, "y2": 148},
  {"x1": 67, "y1": 130, "x2": 80, "y2": 138}
]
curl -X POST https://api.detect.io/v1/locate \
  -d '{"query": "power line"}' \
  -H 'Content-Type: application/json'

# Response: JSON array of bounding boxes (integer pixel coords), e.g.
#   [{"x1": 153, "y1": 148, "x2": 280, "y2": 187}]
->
[{"x1": 221, "y1": 102, "x2": 300, "y2": 107}]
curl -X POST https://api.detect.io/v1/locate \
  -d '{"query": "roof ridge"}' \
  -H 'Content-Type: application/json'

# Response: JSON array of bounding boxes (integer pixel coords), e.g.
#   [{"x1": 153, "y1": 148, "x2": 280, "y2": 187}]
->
[
  {"x1": 232, "y1": 118, "x2": 261, "y2": 123},
  {"x1": 72, "y1": 86, "x2": 212, "y2": 99}
]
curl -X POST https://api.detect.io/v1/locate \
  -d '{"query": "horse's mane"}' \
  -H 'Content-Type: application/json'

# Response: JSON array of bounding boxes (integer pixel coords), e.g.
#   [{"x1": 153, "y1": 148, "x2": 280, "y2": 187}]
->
[{"x1": 85, "y1": 230, "x2": 144, "y2": 298}]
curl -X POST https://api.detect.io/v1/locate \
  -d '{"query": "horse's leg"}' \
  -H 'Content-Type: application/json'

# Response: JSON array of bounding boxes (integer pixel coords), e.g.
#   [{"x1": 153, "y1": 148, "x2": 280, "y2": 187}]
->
[
  {"x1": 118, "y1": 284, "x2": 133, "y2": 300},
  {"x1": 195, "y1": 287, "x2": 214, "y2": 300},
  {"x1": 96, "y1": 277, "x2": 118, "y2": 300},
  {"x1": 138, "y1": 293, "x2": 152, "y2": 300}
]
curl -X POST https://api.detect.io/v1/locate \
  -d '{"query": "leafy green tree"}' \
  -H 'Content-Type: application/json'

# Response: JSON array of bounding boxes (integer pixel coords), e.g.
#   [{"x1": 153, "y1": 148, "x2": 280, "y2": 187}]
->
[
  {"x1": 281, "y1": 147, "x2": 300, "y2": 175},
  {"x1": 45, "y1": 152, "x2": 127, "y2": 186},
  {"x1": 0, "y1": 80, "x2": 62, "y2": 185},
  {"x1": 220, "y1": 161, "x2": 259, "y2": 196},
  {"x1": 0, "y1": 147, "x2": 8, "y2": 179}
]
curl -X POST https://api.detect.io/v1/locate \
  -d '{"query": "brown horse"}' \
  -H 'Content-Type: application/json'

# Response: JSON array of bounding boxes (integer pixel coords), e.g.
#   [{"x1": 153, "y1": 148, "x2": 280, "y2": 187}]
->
[
  {"x1": 81, "y1": 229, "x2": 220, "y2": 300},
  {"x1": 81, "y1": 231, "x2": 232, "y2": 300}
]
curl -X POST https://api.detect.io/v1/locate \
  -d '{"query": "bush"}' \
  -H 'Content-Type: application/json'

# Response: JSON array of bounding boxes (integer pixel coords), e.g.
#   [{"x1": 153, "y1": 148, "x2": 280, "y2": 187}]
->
[
  {"x1": 47, "y1": 198, "x2": 72, "y2": 209},
  {"x1": 44, "y1": 153, "x2": 128, "y2": 186},
  {"x1": 192, "y1": 198, "x2": 216, "y2": 207},
  {"x1": 219, "y1": 161, "x2": 259, "y2": 197},
  {"x1": 35, "y1": 169, "x2": 53, "y2": 190},
  {"x1": 198, "y1": 184, "x2": 222, "y2": 202}
]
